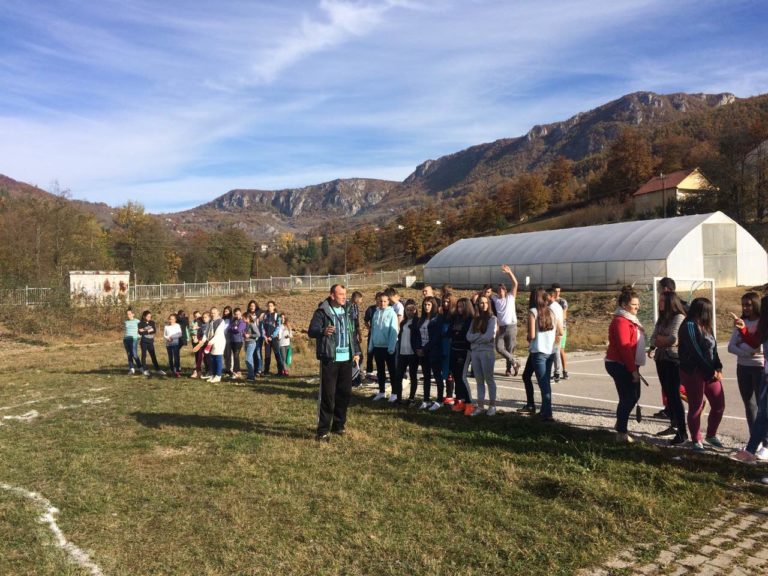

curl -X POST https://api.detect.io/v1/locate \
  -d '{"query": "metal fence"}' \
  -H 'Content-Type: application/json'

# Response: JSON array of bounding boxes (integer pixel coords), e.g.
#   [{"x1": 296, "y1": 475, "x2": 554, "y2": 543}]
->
[{"x1": 0, "y1": 270, "x2": 417, "y2": 306}]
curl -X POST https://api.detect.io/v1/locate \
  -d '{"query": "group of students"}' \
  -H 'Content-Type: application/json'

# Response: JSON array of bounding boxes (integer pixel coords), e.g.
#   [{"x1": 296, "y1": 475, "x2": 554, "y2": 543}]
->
[
  {"x1": 122, "y1": 300, "x2": 293, "y2": 382},
  {"x1": 357, "y1": 268, "x2": 568, "y2": 421},
  {"x1": 606, "y1": 276, "x2": 768, "y2": 460}
]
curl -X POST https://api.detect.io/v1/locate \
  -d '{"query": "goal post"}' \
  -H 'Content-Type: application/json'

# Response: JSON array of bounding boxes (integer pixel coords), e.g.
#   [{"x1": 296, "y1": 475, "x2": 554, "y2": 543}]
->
[{"x1": 651, "y1": 277, "x2": 717, "y2": 337}]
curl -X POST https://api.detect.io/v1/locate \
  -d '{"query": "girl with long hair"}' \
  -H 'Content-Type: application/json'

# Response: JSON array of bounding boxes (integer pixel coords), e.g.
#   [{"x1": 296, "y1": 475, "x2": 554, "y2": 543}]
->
[
  {"x1": 449, "y1": 297, "x2": 475, "y2": 415},
  {"x1": 678, "y1": 297, "x2": 724, "y2": 451},
  {"x1": 396, "y1": 299, "x2": 421, "y2": 405},
  {"x1": 528, "y1": 288, "x2": 561, "y2": 422},
  {"x1": 728, "y1": 291, "x2": 768, "y2": 457},
  {"x1": 649, "y1": 291, "x2": 687, "y2": 444},
  {"x1": 467, "y1": 295, "x2": 498, "y2": 416},
  {"x1": 415, "y1": 296, "x2": 445, "y2": 410}
]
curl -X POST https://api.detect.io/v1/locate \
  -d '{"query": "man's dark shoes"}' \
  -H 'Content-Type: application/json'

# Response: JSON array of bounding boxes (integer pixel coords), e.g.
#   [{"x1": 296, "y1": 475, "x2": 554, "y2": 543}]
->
[
  {"x1": 315, "y1": 433, "x2": 331, "y2": 442},
  {"x1": 331, "y1": 428, "x2": 346, "y2": 436}
]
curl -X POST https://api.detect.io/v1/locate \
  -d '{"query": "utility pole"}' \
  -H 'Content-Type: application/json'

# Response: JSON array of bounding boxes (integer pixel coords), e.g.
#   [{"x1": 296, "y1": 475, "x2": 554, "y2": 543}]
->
[{"x1": 660, "y1": 172, "x2": 666, "y2": 218}]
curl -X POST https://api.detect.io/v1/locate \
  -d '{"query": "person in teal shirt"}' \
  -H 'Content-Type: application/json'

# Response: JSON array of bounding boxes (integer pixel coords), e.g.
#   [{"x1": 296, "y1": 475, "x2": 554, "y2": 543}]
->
[{"x1": 123, "y1": 309, "x2": 142, "y2": 375}]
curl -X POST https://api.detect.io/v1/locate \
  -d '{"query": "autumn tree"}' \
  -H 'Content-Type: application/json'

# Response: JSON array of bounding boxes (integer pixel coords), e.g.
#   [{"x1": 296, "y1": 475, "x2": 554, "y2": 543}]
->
[
  {"x1": 546, "y1": 156, "x2": 574, "y2": 202},
  {"x1": 600, "y1": 128, "x2": 656, "y2": 201},
  {"x1": 110, "y1": 202, "x2": 168, "y2": 283},
  {"x1": 513, "y1": 173, "x2": 551, "y2": 216}
]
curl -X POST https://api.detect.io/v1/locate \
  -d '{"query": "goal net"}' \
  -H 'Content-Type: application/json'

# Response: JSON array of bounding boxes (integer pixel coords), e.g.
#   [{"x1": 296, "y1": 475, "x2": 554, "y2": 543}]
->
[{"x1": 639, "y1": 277, "x2": 717, "y2": 337}]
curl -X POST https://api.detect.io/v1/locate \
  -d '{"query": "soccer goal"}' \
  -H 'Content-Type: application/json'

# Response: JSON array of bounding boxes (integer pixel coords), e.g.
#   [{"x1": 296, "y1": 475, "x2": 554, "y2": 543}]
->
[{"x1": 651, "y1": 277, "x2": 717, "y2": 336}]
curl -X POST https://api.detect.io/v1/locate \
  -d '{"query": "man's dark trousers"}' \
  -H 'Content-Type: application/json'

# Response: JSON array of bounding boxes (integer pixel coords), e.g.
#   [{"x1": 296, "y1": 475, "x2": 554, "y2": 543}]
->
[{"x1": 317, "y1": 358, "x2": 353, "y2": 435}]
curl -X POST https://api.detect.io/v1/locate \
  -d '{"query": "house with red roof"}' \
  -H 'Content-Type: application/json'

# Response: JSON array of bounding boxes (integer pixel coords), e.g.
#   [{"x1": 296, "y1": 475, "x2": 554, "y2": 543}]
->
[{"x1": 633, "y1": 168, "x2": 715, "y2": 215}]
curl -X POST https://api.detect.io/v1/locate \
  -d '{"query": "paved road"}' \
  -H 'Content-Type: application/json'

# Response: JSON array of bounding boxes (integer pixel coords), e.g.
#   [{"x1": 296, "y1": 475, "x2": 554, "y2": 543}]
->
[{"x1": 492, "y1": 343, "x2": 752, "y2": 444}]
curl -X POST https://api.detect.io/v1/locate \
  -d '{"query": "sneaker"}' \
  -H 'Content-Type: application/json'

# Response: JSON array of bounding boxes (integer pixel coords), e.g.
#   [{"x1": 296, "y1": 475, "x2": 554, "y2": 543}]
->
[
  {"x1": 443, "y1": 398, "x2": 455, "y2": 406},
  {"x1": 470, "y1": 407, "x2": 484, "y2": 417},
  {"x1": 157, "y1": 370, "x2": 166, "y2": 376},
  {"x1": 486, "y1": 406, "x2": 497, "y2": 416},
  {"x1": 561, "y1": 371, "x2": 569, "y2": 380},
  {"x1": 615, "y1": 432, "x2": 634, "y2": 444},
  {"x1": 428, "y1": 401, "x2": 441, "y2": 411},
  {"x1": 209, "y1": 376, "x2": 222, "y2": 384},
  {"x1": 731, "y1": 449, "x2": 757, "y2": 463},
  {"x1": 705, "y1": 436, "x2": 724, "y2": 449},
  {"x1": 516, "y1": 405, "x2": 535, "y2": 414},
  {"x1": 513, "y1": 365, "x2": 519, "y2": 377},
  {"x1": 553, "y1": 372, "x2": 560, "y2": 383},
  {"x1": 372, "y1": 392, "x2": 387, "y2": 401},
  {"x1": 463, "y1": 404, "x2": 475, "y2": 416},
  {"x1": 330, "y1": 428, "x2": 346, "y2": 436},
  {"x1": 451, "y1": 400, "x2": 466, "y2": 412},
  {"x1": 190, "y1": 371, "x2": 198, "y2": 379},
  {"x1": 504, "y1": 369, "x2": 512, "y2": 377},
  {"x1": 315, "y1": 433, "x2": 331, "y2": 443},
  {"x1": 756, "y1": 446, "x2": 768, "y2": 461},
  {"x1": 143, "y1": 370, "x2": 151, "y2": 376},
  {"x1": 419, "y1": 401, "x2": 431, "y2": 410},
  {"x1": 655, "y1": 426, "x2": 677, "y2": 437},
  {"x1": 388, "y1": 394, "x2": 398, "y2": 403},
  {"x1": 128, "y1": 368, "x2": 135, "y2": 375},
  {"x1": 282, "y1": 370, "x2": 290, "y2": 377},
  {"x1": 652, "y1": 408, "x2": 669, "y2": 419},
  {"x1": 175, "y1": 371, "x2": 181, "y2": 378},
  {"x1": 692, "y1": 441, "x2": 706, "y2": 452},
  {"x1": 670, "y1": 435, "x2": 687, "y2": 446}
]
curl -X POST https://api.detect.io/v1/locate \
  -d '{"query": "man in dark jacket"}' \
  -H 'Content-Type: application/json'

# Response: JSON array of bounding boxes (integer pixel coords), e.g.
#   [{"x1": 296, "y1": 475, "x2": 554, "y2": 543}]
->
[{"x1": 308, "y1": 284, "x2": 361, "y2": 441}]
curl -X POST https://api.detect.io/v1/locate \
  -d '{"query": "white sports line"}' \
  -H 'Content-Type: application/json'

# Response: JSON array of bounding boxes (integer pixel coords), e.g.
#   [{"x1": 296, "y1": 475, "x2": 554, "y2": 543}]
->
[
  {"x1": 0, "y1": 483, "x2": 105, "y2": 576},
  {"x1": 495, "y1": 383, "x2": 748, "y2": 422}
]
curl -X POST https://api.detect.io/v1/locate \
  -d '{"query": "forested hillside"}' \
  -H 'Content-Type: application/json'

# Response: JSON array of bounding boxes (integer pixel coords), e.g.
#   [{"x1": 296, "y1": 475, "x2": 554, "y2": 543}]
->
[{"x1": 2, "y1": 91, "x2": 767, "y2": 288}]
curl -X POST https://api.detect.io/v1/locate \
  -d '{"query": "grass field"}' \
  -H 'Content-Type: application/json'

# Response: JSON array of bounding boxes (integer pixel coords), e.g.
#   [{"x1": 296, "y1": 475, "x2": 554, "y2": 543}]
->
[
  {"x1": 2, "y1": 333, "x2": 768, "y2": 576},
  {"x1": 1, "y1": 286, "x2": 766, "y2": 575}
]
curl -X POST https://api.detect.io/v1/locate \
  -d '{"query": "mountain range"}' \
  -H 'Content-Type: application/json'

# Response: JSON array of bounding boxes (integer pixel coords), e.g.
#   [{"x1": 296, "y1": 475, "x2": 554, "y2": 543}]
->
[{"x1": 0, "y1": 91, "x2": 747, "y2": 240}]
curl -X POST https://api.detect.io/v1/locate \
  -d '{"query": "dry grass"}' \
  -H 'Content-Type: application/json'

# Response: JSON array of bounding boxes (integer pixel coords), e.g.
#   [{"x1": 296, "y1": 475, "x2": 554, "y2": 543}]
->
[{"x1": 1, "y1": 315, "x2": 768, "y2": 575}]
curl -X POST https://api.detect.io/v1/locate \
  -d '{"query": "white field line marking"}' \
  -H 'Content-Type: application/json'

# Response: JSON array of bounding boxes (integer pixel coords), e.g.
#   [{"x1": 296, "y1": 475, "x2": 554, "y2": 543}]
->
[
  {"x1": 2, "y1": 410, "x2": 40, "y2": 423},
  {"x1": 0, "y1": 398, "x2": 56, "y2": 412},
  {"x1": 564, "y1": 370, "x2": 738, "y2": 382},
  {"x1": 1, "y1": 398, "x2": 110, "y2": 426},
  {"x1": 495, "y1": 383, "x2": 748, "y2": 422},
  {"x1": 0, "y1": 483, "x2": 104, "y2": 576}
]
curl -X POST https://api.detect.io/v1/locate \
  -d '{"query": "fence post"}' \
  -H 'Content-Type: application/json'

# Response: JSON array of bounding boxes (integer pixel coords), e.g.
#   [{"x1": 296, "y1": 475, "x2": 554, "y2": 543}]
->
[
  {"x1": 250, "y1": 278, "x2": 254, "y2": 293},
  {"x1": 380, "y1": 270, "x2": 383, "y2": 287},
  {"x1": 160, "y1": 283, "x2": 163, "y2": 300},
  {"x1": 183, "y1": 282, "x2": 186, "y2": 299},
  {"x1": 270, "y1": 277, "x2": 273, "y2": 292},
  {"x1": 25, "y1": 285, "x2": 29, "y2": 306}
]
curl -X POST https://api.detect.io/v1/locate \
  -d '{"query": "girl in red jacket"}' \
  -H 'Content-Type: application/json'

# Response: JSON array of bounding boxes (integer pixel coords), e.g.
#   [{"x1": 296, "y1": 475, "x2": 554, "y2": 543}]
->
[{"x1": 604, "y1": 286, "x2": 646, "y2": 443}]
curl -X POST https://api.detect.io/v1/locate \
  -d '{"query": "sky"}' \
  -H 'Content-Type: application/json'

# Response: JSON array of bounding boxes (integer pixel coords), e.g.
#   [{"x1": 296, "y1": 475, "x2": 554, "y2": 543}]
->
[{"x1": 1, "y1": 0, "x2": 767, "y2": 213}]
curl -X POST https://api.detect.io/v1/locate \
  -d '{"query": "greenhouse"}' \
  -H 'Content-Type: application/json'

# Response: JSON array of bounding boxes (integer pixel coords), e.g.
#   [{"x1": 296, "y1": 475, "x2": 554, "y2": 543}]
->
[{"x1": 424, "y1": 211, "x2": 767, "y2": 289}]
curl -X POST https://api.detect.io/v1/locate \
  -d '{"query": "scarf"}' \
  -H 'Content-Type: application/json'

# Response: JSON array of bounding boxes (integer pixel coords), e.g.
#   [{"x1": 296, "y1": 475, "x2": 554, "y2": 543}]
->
[{"x1": 614, "y1": 308, "x2": 646, "y2": 367}]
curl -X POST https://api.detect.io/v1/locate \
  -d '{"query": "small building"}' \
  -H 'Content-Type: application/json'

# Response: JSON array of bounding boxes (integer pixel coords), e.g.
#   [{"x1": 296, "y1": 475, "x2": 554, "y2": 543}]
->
[
  {"x1": 424, "y1": 211, "x2": 767, "y2": 290},
  {"x1": 633, "y1": 168, "x2": 715, "y2": 215},
  {"x1": 69, "y1": 271, "x2": 130, "y2": 303}
]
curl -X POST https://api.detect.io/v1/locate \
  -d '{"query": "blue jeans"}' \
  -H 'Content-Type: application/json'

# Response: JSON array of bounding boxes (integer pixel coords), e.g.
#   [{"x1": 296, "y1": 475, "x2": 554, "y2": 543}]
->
[
  {"x1": 605, "y1": 361, "x2": 638, "y2": 433},
  {"x1": 747, "y1": 373, "x2": 768, "y2": 453},
  {"x1": 245, "y1": 339, "x2": 263, "y2": 378},
  {"x1": 531, "y1": 352, "x2": 556, "y2": 417},
  {"x1": 123, "y1": 337, "x2": 141, "y2": 370},
  {"x1": 166, "y1": 344, "x2": 181, "y2": 372},
  {"x1": 210, "y1": 354, "x2": 223, "y2": 377}
]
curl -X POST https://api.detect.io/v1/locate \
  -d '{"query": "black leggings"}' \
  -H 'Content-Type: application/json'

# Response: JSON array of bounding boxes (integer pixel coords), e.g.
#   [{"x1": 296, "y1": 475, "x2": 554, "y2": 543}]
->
[
  {"x1": 655, "y1": 358, "x2": 686, "y2": 435},
  {"x1": 397, "y1": 354, "x2": 420, "y2": 400},
  {"x1": 373, "y1": 347, "x2": 397, "y2": 395},
  {"x1": 521, "y1": 353, "x2": 535, "y2": 407},
  {"x1": 264, "y1": 338, "x2": 284, "y2": 373},
  {"x1": 450, "y1": 348, "x2": 471, "y2": 402},
  {"x1": 231, "y1": 341, "x2": 243, "y2": 373},
  {"x1": 421, "y1": 355, "x2": 444, "y2": 402},
  {"x1": 141, "y1": 340, "x2": 160, "y2": 370}
]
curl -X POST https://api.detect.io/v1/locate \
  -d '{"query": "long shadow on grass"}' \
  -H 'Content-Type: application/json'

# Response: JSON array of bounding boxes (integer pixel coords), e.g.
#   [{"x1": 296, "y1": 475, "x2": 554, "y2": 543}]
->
[
  {"x1": 131, "y1": 412, "x2": 307, "y2": 439},
  {"x1": 361, "y1": 402, "x2": 768, "y2": 496}
]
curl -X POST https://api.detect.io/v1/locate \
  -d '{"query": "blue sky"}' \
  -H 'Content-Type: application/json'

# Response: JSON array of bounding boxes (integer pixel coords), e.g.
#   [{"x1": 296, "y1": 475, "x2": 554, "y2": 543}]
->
[{"x1": 1, "y1": 0, "x2": 766, "y2": 212}]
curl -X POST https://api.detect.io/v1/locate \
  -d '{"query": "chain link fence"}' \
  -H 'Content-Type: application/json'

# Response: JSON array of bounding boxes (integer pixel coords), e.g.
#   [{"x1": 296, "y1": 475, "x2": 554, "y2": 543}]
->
[{"x1": 0, "y1": 270, "x2": 418, "y2": 306}]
